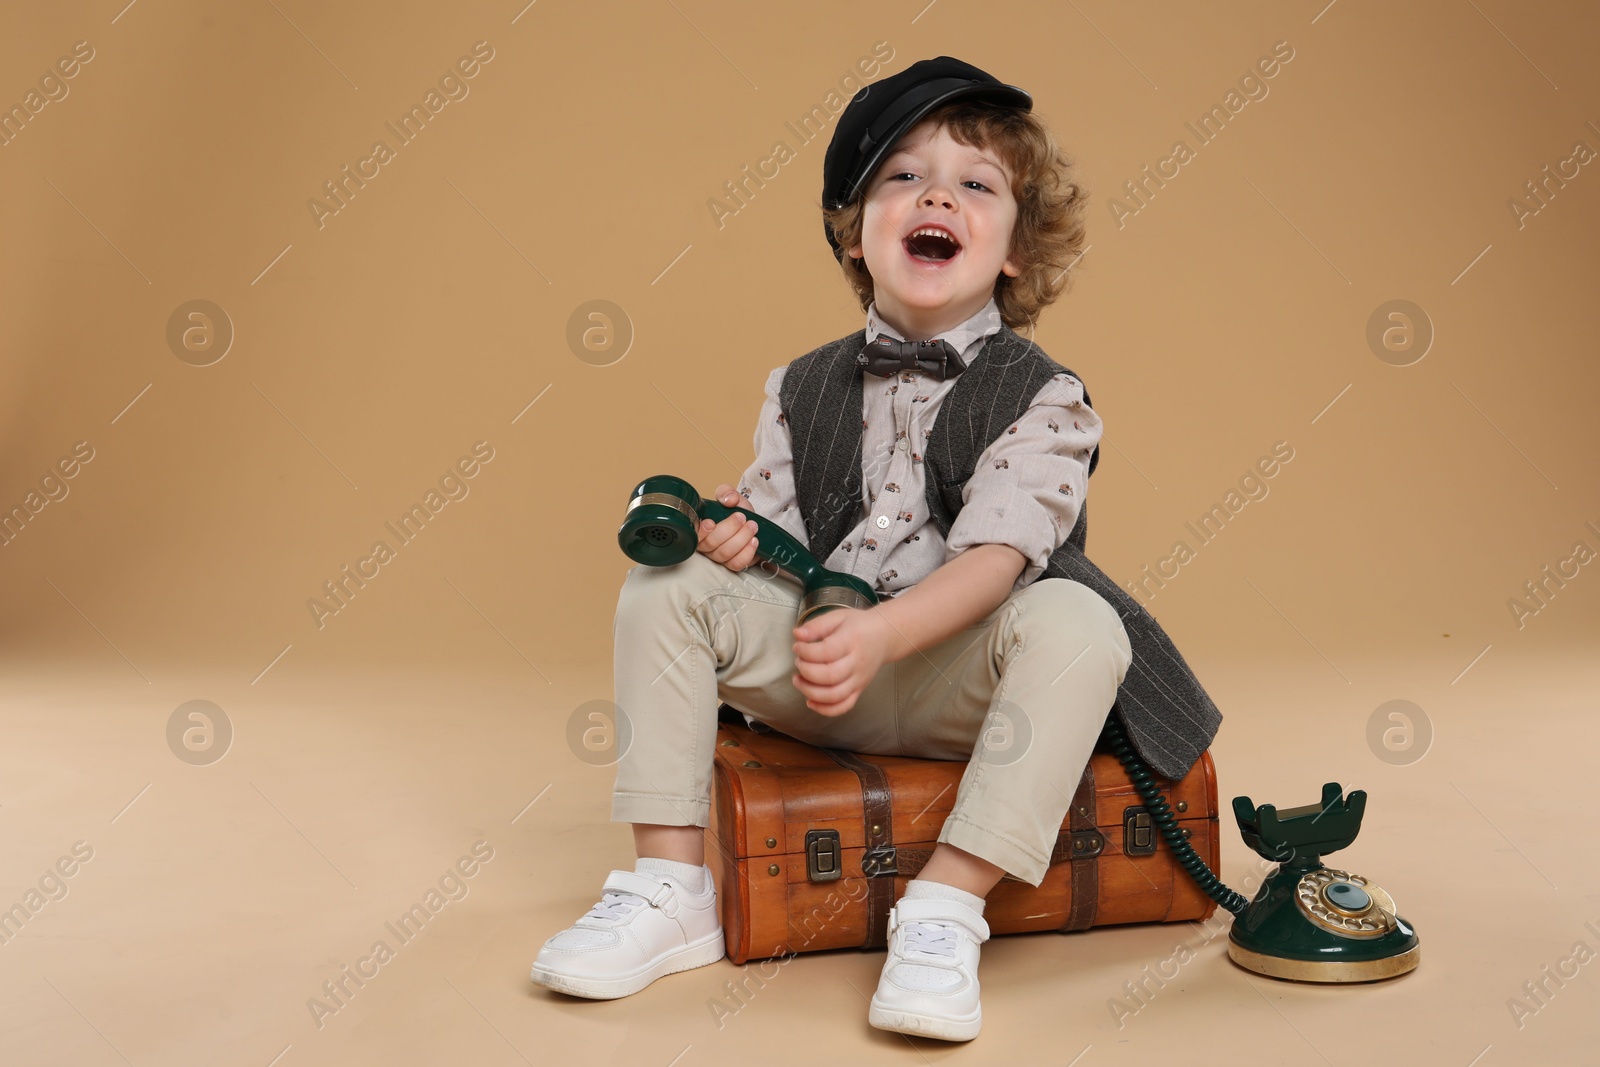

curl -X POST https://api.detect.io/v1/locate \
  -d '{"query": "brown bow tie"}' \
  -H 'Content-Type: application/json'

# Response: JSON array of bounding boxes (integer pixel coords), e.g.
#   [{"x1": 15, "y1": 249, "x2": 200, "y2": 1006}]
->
[{"x1": 856, "y1": 336, "x2": 967, "y2": 381}]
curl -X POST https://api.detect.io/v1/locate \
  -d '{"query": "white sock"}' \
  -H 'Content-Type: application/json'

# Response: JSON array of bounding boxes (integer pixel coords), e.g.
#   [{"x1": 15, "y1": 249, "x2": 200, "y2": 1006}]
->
[
  {"x1": 903, "y1": 877, "x2": 986, "y2": 916},
  {"x1": 634, "y1": 856, "x2": 709, "y2": 895}
]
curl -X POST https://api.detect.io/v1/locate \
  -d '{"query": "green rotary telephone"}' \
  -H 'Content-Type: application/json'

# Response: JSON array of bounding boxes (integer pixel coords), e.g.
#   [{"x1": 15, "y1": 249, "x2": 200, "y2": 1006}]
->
[{"x1": 1225, "y1": 785, "x2": 1420, "y2": 980}]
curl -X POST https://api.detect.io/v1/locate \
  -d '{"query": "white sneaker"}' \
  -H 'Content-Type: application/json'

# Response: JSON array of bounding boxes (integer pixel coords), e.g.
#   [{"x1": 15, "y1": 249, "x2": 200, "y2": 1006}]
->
[
  {"x1": 530, "y1": 866, "x2": 725, "y2": 999},
  {"x1": 867, "y1": 897, "x2": 990, "y2": 1041}
]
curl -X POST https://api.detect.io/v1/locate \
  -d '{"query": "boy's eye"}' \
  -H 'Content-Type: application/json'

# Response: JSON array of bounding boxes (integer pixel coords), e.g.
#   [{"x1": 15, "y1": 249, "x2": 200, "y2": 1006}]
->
[{"x1": 886, "y1": 172, "x2": 991, "y2": 192}]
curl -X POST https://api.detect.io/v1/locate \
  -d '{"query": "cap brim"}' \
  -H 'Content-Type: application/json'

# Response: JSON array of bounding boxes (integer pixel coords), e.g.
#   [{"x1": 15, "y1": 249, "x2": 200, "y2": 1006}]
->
[{"x1": 839, "y1": 79, "x2": 1032, "y2": 208}]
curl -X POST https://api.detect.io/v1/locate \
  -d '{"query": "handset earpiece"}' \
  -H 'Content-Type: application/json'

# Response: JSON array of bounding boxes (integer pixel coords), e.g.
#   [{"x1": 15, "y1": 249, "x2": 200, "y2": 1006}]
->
[{"x1": 618, "y1": 474, "x2": 877, "y2": 622}]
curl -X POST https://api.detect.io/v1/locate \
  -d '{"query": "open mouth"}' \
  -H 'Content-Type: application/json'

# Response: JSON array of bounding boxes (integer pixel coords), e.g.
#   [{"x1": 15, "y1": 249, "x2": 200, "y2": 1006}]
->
[{"x1": 903, "y1": 227, "x2": 962, "y2": 263}]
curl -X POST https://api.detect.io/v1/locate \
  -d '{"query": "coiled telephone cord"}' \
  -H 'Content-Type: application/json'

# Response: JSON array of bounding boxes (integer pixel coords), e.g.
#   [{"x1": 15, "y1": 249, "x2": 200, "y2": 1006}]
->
[{"x1": 1102, "y1": 715, "x2": 1250, "y2": 917}]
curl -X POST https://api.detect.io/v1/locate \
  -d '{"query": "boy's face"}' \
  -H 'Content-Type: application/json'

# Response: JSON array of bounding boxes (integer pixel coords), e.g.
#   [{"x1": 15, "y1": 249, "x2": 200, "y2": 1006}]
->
[{"x1": 847, "y1": 119, "x2": 1020, "y2": 336}]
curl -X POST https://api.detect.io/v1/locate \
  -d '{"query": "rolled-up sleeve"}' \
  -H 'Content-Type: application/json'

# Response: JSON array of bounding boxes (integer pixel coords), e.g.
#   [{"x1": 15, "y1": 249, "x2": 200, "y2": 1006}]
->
[
  {"x1": 736, "y1": 366, "x2": 812, "y2": 550},
  {"x1": 943, "y1": 372, "x2": 1102, "y2": 590}
]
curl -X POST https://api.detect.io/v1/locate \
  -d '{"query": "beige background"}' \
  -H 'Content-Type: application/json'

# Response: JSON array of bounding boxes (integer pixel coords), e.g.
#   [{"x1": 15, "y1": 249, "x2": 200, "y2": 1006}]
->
[{"x1": 1, "y1": 1, "x2": 1596, "y2": 1064}]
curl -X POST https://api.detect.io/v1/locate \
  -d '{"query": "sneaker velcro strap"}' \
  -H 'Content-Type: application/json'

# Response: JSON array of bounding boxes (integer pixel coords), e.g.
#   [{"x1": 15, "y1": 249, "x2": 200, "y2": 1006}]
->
[
  {"x1": 601, "y1": 870, "x2": 680, "y2": 915},
  {"x1": 889, "y1": 898, "x2": 991, "y2": 943}
]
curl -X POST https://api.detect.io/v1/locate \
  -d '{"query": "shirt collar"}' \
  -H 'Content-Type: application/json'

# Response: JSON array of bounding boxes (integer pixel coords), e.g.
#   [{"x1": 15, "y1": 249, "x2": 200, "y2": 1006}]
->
[{"x1": 865, "y1": 298, "x2": 1003, "y2": 366}]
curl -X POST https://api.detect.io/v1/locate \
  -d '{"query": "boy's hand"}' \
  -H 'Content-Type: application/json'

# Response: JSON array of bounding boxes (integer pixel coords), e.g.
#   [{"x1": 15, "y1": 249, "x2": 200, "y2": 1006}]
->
[
  {"x1": 791, "y1": 608, "x2": 895, "y2": 717},
  {"x1": 696, "y1": 483, "x2": 761, "y2": 572}
]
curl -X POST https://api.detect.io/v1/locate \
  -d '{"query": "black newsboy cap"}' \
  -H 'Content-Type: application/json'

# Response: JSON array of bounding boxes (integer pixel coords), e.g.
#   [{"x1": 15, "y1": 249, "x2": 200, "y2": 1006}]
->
[{"x1": 822, "y1": 56, "x2": 1031, "y2": 257}]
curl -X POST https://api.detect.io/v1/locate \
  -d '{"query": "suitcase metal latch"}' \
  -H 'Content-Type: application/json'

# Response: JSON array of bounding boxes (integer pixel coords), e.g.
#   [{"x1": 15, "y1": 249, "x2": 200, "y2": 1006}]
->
[
  {"x1": 1123, "y1": 805, "x2": 1158, "y2": 856},
  {"x1": 806, "y1": 828, "x2": 842, "y2": 882}
]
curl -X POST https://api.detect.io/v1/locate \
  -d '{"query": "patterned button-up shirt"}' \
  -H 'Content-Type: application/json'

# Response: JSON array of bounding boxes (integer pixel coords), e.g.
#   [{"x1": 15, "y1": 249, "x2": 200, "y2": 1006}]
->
[{"x1": 737, "y1": 297, "x2": 1103, "y2": 598}]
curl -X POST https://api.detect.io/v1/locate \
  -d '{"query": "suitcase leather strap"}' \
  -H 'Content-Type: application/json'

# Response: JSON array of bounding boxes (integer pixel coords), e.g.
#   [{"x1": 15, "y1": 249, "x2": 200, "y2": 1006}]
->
[
  {"x1": 1061, "y1": 758, "x2": 1099, "y2": 931},
  {"x1": 821, "y1": 747, "x2": 896, "y2": 949}
]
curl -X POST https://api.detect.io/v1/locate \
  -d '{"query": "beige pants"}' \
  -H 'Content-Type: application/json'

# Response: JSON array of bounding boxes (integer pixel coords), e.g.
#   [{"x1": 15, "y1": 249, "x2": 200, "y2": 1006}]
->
[{"x1": 609, "y1": 550, "x2": 1132, "y2": 887}]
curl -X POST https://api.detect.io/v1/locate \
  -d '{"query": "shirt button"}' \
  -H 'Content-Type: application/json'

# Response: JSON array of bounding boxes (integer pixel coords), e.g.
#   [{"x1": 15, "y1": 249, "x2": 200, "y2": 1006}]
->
[
  {"x1": 875, "y1": 515, "x2": 890, "y2": 529},
  {"x1": 897, "y1": 439, "x2": 908, "y2": 451}
]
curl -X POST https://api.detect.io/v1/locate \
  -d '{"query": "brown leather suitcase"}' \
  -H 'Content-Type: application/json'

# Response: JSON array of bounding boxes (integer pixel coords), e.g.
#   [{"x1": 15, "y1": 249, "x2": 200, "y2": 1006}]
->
[{"x1": 705, "y1": 706, "x2": 1220, "y2": 964}]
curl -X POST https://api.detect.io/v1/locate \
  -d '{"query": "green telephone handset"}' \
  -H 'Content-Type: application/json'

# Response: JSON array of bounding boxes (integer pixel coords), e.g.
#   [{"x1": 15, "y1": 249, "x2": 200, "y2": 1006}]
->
[
  {"x1": 617, "y1": 474, "x2": 878, "y2": 624},
  {"x1": 618, "y1": 475, "x2": 1421, "y2": 983}
]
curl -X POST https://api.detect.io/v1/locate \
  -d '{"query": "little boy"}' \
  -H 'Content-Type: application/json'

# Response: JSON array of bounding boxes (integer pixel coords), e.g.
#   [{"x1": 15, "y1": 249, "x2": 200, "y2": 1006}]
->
[{"x1": 532, "y1": 56, "x2": 1221, "y2": 1043}]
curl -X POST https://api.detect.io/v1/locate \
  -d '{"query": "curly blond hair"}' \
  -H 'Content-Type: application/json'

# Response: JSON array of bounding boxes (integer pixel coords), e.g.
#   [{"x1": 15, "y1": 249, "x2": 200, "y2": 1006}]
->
[{"x1": 822, "y1": 100, "x2": 1089, "y2": 332}]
